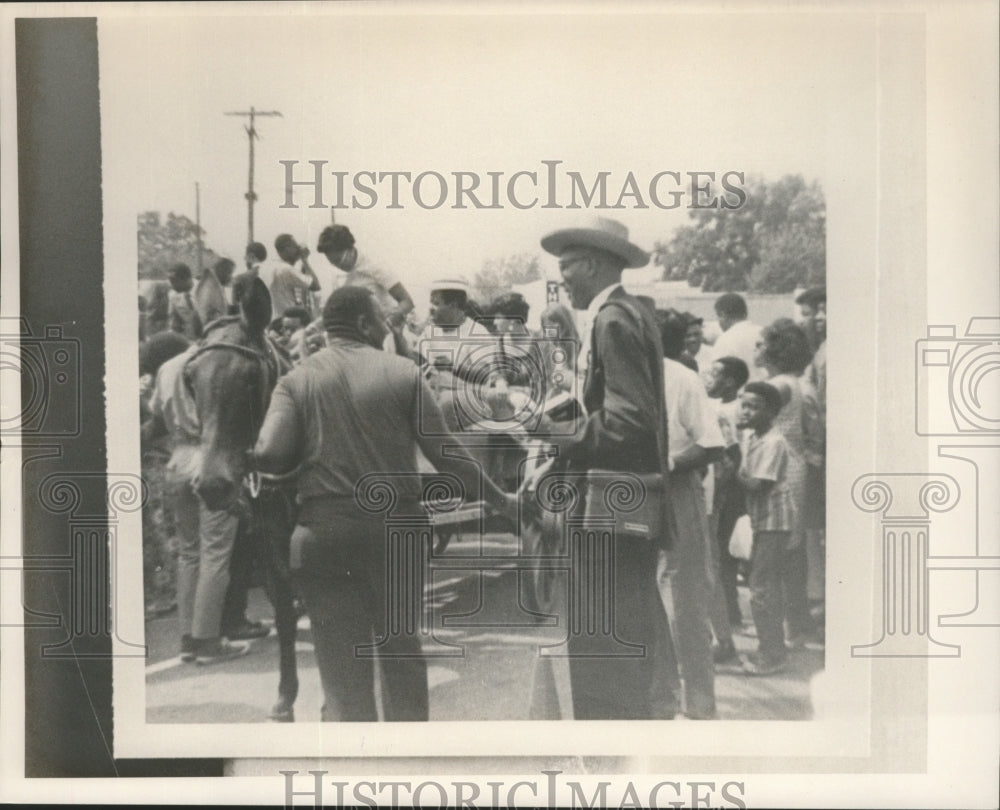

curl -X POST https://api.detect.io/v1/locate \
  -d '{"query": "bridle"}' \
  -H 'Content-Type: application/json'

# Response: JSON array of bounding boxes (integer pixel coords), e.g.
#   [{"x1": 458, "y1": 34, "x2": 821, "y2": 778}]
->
[{"x1": 184, "y1": 330, "x2": 299, "y2": 500}]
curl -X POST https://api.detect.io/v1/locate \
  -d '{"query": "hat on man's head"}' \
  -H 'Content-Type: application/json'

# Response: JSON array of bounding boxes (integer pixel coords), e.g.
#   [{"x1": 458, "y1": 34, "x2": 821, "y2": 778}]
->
[
  {"x1": 540, "y1": 216, "x2": 650, "y2": 269},
  {"x1": 316, "y1": 224, "x2": 356, "y2": 254},
  {"x1": 795, "y1": 286, "x2": 826, "y2": 308},
  {"x1": 430, "y1": 276, "x2": 470, "y2": 295}
]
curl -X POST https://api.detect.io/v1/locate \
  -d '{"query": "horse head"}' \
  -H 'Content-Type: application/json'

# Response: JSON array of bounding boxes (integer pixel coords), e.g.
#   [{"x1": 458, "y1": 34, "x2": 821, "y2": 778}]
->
[{"x1": 184, "y1": 277, "x2": 286, "y2": 511}]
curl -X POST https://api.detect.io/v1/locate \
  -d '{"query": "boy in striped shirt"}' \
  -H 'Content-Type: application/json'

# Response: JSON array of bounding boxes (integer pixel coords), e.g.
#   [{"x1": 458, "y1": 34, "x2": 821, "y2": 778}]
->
[{"x1": 737, "y1": 381, "x2": 796, "y2": 676}]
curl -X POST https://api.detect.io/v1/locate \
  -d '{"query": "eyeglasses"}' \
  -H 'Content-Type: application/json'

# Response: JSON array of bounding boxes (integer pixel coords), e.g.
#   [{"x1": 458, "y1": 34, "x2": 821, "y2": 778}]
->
[{"x1": 558, "y1": 255, "x2": 591, "y2": 273}]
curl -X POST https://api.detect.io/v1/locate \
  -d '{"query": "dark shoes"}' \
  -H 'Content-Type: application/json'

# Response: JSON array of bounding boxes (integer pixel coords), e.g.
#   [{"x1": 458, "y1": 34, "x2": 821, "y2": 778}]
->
[
  {"x1": 180, "y1": 634, "x2": 197, "y2": 663},
  {"x1": 713, "y1": 639, "x2": 739, "y2": 665}
]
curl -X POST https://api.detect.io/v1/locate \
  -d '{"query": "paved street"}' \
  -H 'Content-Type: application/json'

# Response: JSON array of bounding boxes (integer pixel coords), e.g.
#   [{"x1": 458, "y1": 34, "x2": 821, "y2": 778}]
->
[{"x1": 146, "y1": 532, "x2": 824, "y2": 724}]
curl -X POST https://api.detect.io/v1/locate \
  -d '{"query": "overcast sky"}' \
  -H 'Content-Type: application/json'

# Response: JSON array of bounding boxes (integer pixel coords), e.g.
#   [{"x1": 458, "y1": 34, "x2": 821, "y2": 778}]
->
[{"x1": 100, "y1": 6, "x2": 842, "y2": 306}]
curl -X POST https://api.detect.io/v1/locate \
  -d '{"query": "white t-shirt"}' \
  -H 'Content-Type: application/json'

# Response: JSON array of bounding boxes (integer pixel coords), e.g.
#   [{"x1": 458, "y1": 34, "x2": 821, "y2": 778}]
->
[
  {"x1": 254, "y1": 258, "x2": 283, "y2": 290},
  {"x1": 338, "y1": 255, "x2": 401, "y2": 317},
  {"x1": 662, "y1": 357, "x2": 725, "y2": 459},
  {"x1": 417, "y1": 317, "x2": 478, "y2": 370},
  {"x1": 710, "y1": 319, "x2": 764, "y2": 383}
]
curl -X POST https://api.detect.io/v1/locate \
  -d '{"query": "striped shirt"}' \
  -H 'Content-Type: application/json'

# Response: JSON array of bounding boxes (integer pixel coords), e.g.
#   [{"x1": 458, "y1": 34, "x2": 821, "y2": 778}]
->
[{"x1": 740, "y1": 427, "x2": 796, "y2": 531}]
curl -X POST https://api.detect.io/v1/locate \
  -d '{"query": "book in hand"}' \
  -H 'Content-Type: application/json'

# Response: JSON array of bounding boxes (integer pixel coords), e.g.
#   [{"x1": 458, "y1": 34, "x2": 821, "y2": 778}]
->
[{"x1": 543, "y1": 389, "x2": 584, "y2": 423}]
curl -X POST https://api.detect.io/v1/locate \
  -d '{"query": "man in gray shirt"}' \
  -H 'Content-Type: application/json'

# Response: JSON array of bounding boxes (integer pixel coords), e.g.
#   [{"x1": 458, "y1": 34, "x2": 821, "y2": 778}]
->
[{"x1": 254, "y1": 285, "x2": 516, "y2": 721}]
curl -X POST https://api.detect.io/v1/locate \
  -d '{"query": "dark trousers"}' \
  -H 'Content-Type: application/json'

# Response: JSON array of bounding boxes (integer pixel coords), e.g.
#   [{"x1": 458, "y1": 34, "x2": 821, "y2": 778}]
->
[
  {"x1": 566, "y1": 529, "x2": 669, "y2": 720},
  {"x1": 782, "y1": 540, "x2": 813, "y2": 638},
  {"x1": 291, "y1": 503, "x2": 428, "y2": 722},
  {"x1": 749, "y1": 530, "x2": 790, "y2": 664},
  {"x1": 714, "y1": 480, "x2": 745, "y2": 626}
]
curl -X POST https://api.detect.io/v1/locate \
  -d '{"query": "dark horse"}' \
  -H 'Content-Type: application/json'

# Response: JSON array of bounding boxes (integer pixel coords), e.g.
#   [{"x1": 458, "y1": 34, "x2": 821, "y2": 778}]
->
[{"x1": 183, "y1": 277, "x2": 300, "y2": 721}]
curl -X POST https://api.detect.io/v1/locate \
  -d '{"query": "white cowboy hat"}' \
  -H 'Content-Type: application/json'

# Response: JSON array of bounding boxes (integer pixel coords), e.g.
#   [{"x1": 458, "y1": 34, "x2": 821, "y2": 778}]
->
[{"x1": 540, "y1": 216, "x2": 650, "y2": 269}]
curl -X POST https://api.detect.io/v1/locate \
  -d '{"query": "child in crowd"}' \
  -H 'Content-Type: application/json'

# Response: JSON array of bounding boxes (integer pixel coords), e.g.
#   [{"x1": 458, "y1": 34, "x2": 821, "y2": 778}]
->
[
  {"x1": 736, "y1": 381, "x2": 796, "y2": 676},
  {"x1": 279, "y1": 306, "x2": 311, "y2": 363},
  {"x1": 706, "y1": 356, "x2": 750, "y2": 641},
  {"x1": 167, "y1": 262, "x2": 203, "y2": 341}
]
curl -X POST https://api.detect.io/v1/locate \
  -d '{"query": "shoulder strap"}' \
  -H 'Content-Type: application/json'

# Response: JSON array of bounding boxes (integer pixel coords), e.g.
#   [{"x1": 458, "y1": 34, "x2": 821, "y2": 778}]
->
[{"x1": 597, "y1": 296, "x2": 669, "y2": 464}]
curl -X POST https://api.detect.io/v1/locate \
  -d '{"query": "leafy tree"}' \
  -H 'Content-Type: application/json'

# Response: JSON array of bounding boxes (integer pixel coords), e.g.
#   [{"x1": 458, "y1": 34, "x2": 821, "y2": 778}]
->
[
  {"x1": 472, "y1": 252, "x2": 542, "y2": 304},
  {"x1": 138, "y1": 211, "x2": 221, "y2": 279},
  {"x1": 652, "y1": 175, "x2": 825, "y2": 293}
]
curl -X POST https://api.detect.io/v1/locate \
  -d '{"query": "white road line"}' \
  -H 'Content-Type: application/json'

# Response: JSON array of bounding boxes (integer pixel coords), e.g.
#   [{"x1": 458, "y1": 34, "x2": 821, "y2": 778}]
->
[{"x1": 146, "y1": 640, "x2": 316, "y2": 675}]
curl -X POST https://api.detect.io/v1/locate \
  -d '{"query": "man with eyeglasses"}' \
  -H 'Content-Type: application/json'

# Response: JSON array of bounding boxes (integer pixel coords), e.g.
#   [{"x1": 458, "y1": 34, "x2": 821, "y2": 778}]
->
[{"x1": 535, "y1": 216, "x2": 681, "y2": 720}]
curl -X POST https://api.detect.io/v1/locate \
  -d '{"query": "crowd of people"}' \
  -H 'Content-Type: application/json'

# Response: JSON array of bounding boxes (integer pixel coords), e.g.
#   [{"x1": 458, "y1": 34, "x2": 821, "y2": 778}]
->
[{"x1": 138, "y1": 216, "x2": 827, "y2": 720}]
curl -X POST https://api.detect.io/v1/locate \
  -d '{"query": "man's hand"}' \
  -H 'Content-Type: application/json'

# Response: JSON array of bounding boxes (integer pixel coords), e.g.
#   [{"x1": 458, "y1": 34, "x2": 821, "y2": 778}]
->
[
  {"x1": 494, "y1": 492, "x2": 520, "y2": 527},
  {"x1": 385, "y1": 307, "x2": 407, "y2": 330},
  {"x1": 302, "y1": 322, "x2": 325, "y2": 354},
  {"x1": 534, "y1": 411, "x2": 585, "y2": 449},
  {"x1": 484, "y1": 375, "x2": 515, "y2": 421}
]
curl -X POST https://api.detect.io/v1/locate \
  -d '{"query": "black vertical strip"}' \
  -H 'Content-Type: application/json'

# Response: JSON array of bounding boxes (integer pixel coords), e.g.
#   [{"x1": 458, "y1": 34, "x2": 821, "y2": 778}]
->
[
  {"x1": 16, "y1": 17, "x2": 221, "y2": 778},
  {"x1": 17, "y1": 14, "x2": 111, "y2": 779}
]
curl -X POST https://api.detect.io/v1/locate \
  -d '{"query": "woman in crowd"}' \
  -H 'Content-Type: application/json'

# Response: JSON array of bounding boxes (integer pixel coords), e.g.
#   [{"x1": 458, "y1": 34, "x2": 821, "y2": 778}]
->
[
  {"x1": 754, "y1": 317, "x2": 816, "y2": 647},
  {"x1": 680, "y1": 312, "x2": 705, "y2": 372}
]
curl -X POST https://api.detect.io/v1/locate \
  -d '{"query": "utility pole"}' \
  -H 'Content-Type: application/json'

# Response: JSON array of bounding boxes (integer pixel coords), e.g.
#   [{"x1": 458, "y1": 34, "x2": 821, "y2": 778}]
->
[
  {"x1": 195, "y1": 181, "x2": 203, "y2": 275},
  {"x1": 224, "y1": 106, "x2": 282, "y2": 244}
]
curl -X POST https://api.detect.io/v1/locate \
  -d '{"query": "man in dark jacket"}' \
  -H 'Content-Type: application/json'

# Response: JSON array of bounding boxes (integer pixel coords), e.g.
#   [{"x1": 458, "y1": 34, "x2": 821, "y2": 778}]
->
[{"x1": 537, "y1": 217, "x2": 680, "y2": 720}]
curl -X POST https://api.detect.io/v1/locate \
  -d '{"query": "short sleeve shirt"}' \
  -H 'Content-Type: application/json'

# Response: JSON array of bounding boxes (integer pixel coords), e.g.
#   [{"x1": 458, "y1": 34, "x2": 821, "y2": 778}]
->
[
  {"x1": 740, "y1": 428, "x2": 795, "y2": 531},
  {"x1": 262, "y1": 338, "x2": 430, "y2": 501},
  {"x1": 270, "y1": 267, "x2": 314, "y2": 319},
  {"x1": 340, "y1": 255, "x2": 401, "y2": 316},
  {"x1": 662, "y1": 358, "x2": 724, "y2": 458},
  {"x1": 149, "y1": 347, "x2": 201, "y2": 479}
]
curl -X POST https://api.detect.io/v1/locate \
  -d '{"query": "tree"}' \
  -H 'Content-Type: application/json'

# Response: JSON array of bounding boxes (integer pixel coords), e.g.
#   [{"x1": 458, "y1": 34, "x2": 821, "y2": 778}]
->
[
  {"x1": 651, "y1": 175, "x2": 825, "y2": 293},
  {"x1": 472, "y1": 252, "x2": 542, "y2": 304},
  {"x1": 138, "y1": 210, "x2": 221, "y2": 279},
  {"x1": 751, "y1": 177, "x2": 826, "y2": 292}
]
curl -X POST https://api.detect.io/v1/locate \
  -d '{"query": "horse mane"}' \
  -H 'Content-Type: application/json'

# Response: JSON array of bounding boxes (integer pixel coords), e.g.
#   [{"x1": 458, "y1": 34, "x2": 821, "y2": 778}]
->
[
  {"x1": 229, "y1": 275, "x2": 273, "y2": 335},
  {"x1": 200, "y1": 272, "x2": 274, "y2": 347}
]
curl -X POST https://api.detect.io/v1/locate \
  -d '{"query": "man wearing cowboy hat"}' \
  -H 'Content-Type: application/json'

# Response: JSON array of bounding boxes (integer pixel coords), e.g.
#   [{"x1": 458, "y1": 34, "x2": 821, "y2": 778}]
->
[{"x1": 536, "y1": 216, "x2": 681, "y2": 720}]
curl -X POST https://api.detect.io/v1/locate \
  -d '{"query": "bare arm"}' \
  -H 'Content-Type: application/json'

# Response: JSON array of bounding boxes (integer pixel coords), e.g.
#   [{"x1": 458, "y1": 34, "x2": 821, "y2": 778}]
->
[
  {"x1": 671, "y1": 444, "x2": 723, "y2": 474},
  {"x1": 738, "y1": 467, "x2": 774, "y2": 493},
  {"x1": 253, "y1": 378, "x2": 302, "y2": 473},
  {"x1": 386, "y1": 281, "x2": 416, "y2": 330},
  {"x1": 298, "y1": 253, "x2": 322, "y2": 292}
]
